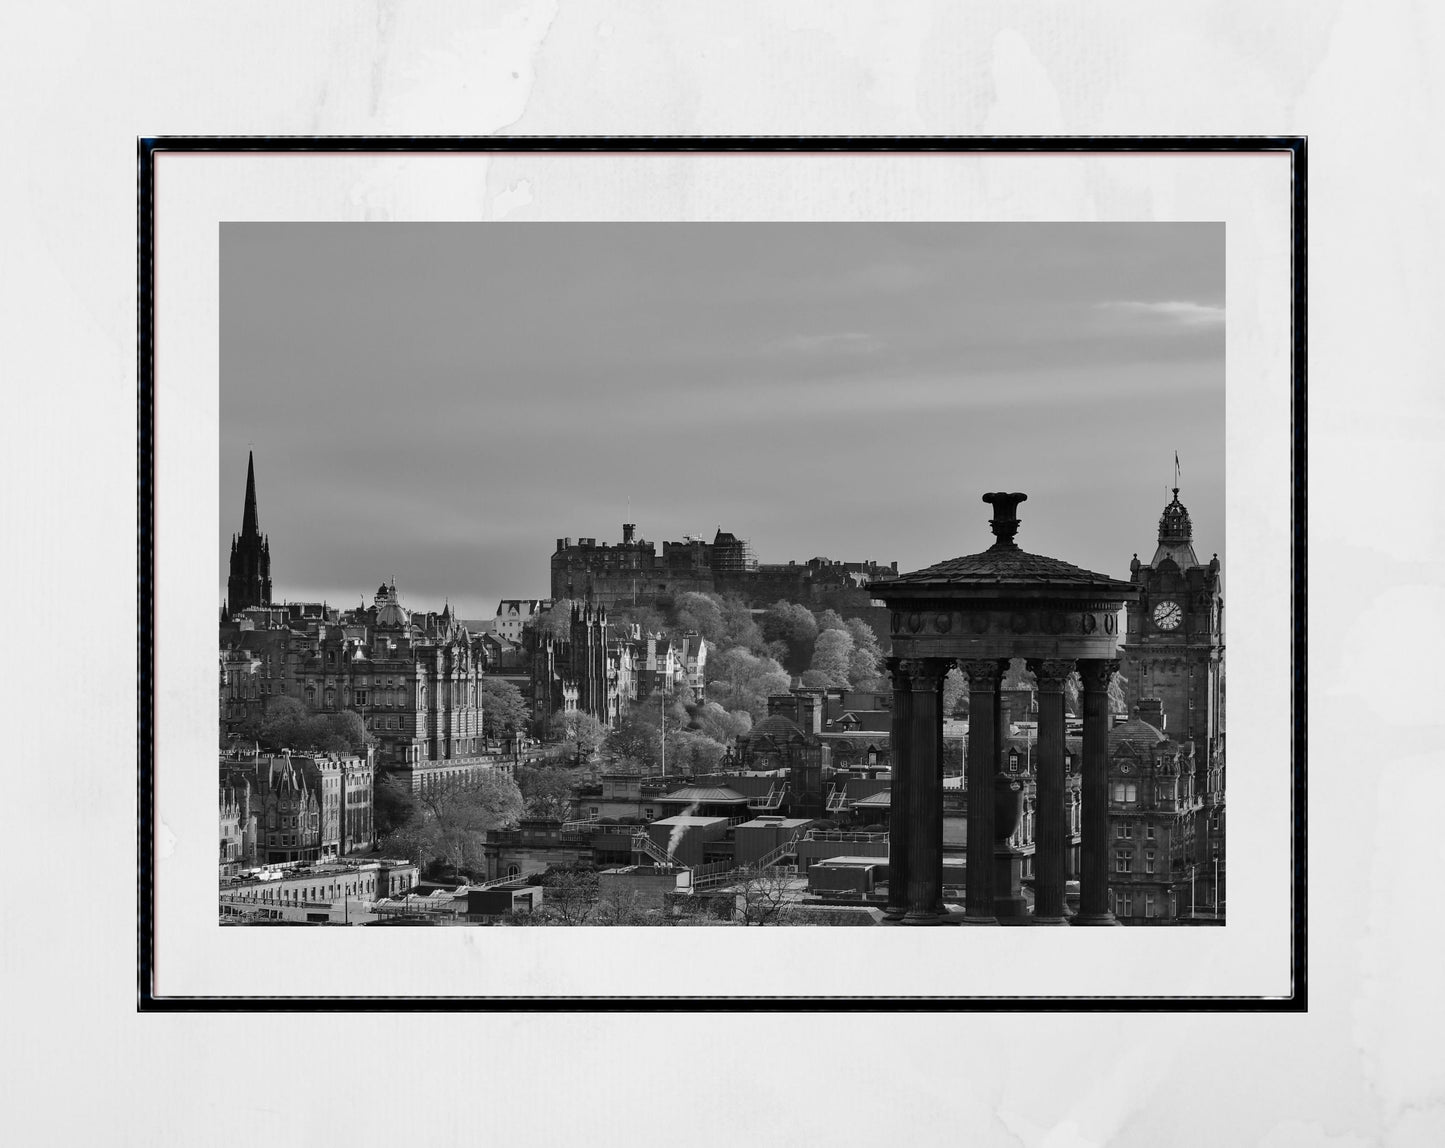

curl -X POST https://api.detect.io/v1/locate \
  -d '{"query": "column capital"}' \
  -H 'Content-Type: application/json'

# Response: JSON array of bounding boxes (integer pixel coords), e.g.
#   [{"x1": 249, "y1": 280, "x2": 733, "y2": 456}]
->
[
  {"x1": 898, "y1": 657, "x2": 949, "y2": 690},
  {"x1": 1026, "y1": 658, "x2": 1076, "y2": 689},
  {"x1": 1078, "y1": 658, "x2": 1122, "y2": 692},
  {"x1": 959, "y1": 658, "x2": 1007, "y2": 687}
]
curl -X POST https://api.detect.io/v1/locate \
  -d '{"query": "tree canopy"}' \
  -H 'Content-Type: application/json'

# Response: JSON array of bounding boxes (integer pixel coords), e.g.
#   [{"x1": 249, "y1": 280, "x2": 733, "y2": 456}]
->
[
  {"x1": 808, "y1": 628, "x2": 855, "y2": 688},
  {"x1": 515, "y1": 763, "x2": 582, "y2": 821},
  {"x1": 480, "y1": 677, "x2": 529, "y2": 740},
  {"x1": 759, "y1": 601, "x2": 819, "y2": 673},
  {"x1": 706, "y1": 646, "x2": 792, "y2": 722},
  {"x1": 377, "y1": 771, "x2": 525, "y2": 871},
  {"x1": 233, "y1": 696, "x2": 374, "y2": 757}
]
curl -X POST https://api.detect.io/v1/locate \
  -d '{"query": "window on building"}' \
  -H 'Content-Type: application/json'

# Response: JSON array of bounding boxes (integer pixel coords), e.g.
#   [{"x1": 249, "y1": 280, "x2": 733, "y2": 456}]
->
[
  {"x1": 1145, "y1": 850, "x2": 1157, "y2": 874},
  {"x1": 1146, "y1": 825, "x2": 1156, "y2": 840},
  {"x1": 1111, "y1": 782, "x2": 1138, "y2": 804},
  {"x1": 1145, "y1": 894, "x2": 1157, "y2": 918},
  {"x1": 1115, "y1": 823, "x2": 1132, "y2": 839},
  {"x1": 1115, "y1": 850, "x2": 1132, "y2": 874}
]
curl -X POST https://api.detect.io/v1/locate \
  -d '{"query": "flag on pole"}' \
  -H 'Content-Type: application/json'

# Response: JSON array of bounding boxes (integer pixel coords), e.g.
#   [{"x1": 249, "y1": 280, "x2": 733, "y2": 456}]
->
[{"x1": 1174, "y1": 451, "x2": 1180, "y2": 489}]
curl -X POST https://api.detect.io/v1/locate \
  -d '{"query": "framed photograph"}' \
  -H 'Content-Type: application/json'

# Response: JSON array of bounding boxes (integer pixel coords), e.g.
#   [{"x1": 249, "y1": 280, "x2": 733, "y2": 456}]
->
[{"x1": 140, "y1": 137, "x2": 1303, "y2": 1008}]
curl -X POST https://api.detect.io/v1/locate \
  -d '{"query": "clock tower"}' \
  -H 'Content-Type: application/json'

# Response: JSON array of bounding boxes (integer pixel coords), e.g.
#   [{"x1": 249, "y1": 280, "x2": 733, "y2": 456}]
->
[{"x1": 1121, "y1": 487, "x2": 1224, "y2": 769}]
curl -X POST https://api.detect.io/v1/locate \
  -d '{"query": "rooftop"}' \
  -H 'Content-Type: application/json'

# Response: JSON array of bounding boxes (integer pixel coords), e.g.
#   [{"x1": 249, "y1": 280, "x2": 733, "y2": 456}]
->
[
  {"x1": 658, "y1": 785, "x2": 749, "y2": 805},
  {"x1": 869, "y1": 492, "x2": 1136, "y2": 595}
]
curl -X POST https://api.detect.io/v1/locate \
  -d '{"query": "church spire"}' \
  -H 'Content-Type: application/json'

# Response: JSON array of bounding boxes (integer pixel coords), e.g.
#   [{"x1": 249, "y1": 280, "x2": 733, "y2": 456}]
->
[
  {"x1": 242, "y1": 450, "x2": 260, "y2": 538},
  {"x1": 226, "y1": 450, "x2": 272, "y2": 616}
]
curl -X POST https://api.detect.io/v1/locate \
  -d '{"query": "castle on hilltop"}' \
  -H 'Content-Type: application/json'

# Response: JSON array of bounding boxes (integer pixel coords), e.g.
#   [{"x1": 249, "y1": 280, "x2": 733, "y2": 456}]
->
[{"x1": 550, "y1": 523, "x2": 897, "y2": 611}]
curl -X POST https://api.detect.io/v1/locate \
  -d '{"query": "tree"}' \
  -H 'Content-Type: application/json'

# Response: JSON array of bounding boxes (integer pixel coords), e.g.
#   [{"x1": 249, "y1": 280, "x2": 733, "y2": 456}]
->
[
  {"x1": 515, "y1": 763, "x2": 581, "y2": 821},
  {"x1": 733, "y1": 865, "x2": 804, "y2": 925},
  {"x1": 532, "y1": 599, "x2": 576, "y2": 643},
  {"x1": 543, "y1": 709, "x2": 607, "y2": 764},
  {"x1": 233, "y1": 694, "x2": 377, "y2": 757},
  {"x1": 606, "y1": 701, "x2": 666, "y2": 773},
  {"x1": 809, "y1": 628, "x2": 854, "y2": 688},
  {"x1": 538, "y1": 866, "x2": 600, "y2": 925},
  {"x1": 815, "y1": 608, "x2": 849, "y2": 635},
  {"x1": 312, "y1": 710, "x2": 373, "y2": 756},
  {"x1": 942, "y1": 667, "x2": 968, "y2": 716},
  {"x1": 244, "y1": 695, "x2": 309, "y2": 749},
  {"x1": 760, "y1": 601, "x2": 818, "y2": 673},
  {"x1": 372, "y1": 769, "x2": 417, "y2": 838},
  {"x1": 674, "y1": 592, "x2": 725, "y2": 644},
  {"x1": 843, "y1": 618, "x2": 885, "y2": 688},
  {"x1": 687, "y1": 699, "x2": 752, "y2": 744},
  {"x1": 480, "y1": 678, "x2": 529, "y2": 740},
  {"x1": 666, "y1": 727, "x2": 728, "y2": 775},
  {"x1": 379, "y1": 771, "x2": 525, "y2": 871},
  {"x1": 592, "y1": 885, "x2": 664, "y2": 926},
  {"x1": 608, "y1": 602, "x2": 668, "y2": 638},
  {"x1": 1108, "y1": 670, "x2": 1129, "y2": 713},
  {"x1": 606, "y1": 692, "x2": 700, "y2": 775},
  {"x1": 707, "y1": 647, "x2": 792, "y2": 722},
  {"x1": 717, "y1": 594, "x2": 765, "y2": 653}
]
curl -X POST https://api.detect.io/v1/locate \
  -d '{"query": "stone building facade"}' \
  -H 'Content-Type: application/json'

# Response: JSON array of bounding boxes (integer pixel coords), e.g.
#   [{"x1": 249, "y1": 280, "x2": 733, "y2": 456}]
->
[
  {"x1": 529, "y1": 603, "x2": 638, "y2": 727},
  {"x1": 1121, "y1": 485, "x2": 1225, "y2": 918},
  {"x1": 1104, "y1": 708, "x2": 1201, "y2": 923}
]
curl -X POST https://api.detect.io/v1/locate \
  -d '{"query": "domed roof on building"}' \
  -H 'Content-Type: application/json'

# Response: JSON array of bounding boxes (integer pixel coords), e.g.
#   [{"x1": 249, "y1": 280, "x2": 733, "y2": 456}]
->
[
  {"x1": 1108, "y1": 716, "x2": 1167, "y2": 754},
  {"x1": 886, "y1": 547, "x2": 1135, "y2": 589},
  {"x1": 870, "y1": 493, "x2": 1134, "y2": 594},
  {"x1": 1149, "y1": 487, "x2": 1202, "y2": 569},
  {"x1": 376, "y1": 602, "x2": 410, "y2": 628},
  {"x1": 374, "y1": 581, "x2": 411, "y2": 629}
]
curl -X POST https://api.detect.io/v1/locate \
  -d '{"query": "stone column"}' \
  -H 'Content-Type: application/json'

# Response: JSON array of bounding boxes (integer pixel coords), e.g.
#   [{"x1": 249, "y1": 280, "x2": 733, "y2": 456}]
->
[
  {"x1": 960, "y1": 658, "x2": 1006, "y2": 924},
  {"x1": 901, "y1": 658, "x2": 949, "y2": 924},
  {"x1": 883, "y1": 657, "x2": 913, "y2": 921},
  {"x1": 1027, "y1": 658, "x2": 1074, "y2": 924},
  {"x1": 1074, "y1": 659, "x2": 1121, "y2": 925}
]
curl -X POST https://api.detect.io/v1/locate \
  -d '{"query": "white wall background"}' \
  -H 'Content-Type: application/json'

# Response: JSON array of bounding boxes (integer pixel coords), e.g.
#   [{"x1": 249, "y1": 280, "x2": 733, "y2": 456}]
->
[{"x1": 3, "y1": 2, "x2": 1441, "y2": 1145}]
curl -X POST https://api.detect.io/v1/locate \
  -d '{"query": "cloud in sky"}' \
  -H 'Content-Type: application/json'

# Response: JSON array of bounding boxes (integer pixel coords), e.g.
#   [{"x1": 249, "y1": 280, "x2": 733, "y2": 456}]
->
[
  {"x1": 222, "y1": 223, "x2": 1224, "y2": 617},
  {"x1": 1099, "y1": 300, "x2": 1226, "y2": 327}
]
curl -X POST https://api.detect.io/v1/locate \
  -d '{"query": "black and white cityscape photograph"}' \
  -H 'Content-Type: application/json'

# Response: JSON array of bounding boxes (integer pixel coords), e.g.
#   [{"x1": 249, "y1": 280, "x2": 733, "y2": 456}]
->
[{"x1": 217, "y1": 221, "x2": 1226, "y2": 929}]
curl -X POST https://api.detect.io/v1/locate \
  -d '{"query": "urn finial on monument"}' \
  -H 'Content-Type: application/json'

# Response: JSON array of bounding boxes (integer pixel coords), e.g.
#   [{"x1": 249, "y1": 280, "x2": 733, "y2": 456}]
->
[{"x1": 982, "y1": 492, "x2": 1027, "y2": 550}]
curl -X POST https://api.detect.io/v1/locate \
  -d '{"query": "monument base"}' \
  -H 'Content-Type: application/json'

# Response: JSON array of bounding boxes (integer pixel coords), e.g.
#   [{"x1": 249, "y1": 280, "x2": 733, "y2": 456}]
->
[{"x1": 994, "y1": 848, "x2": 1029, "y2": 919}]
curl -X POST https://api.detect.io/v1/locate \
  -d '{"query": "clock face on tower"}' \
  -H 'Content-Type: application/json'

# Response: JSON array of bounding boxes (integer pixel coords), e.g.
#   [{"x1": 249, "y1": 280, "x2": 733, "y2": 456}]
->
[{"x1": 1152, "y1": 600, "x2": 1183, "y2": 631}]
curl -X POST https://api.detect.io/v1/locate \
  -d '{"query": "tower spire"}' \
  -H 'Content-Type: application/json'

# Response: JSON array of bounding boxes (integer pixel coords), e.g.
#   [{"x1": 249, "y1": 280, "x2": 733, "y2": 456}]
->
[
  {"x1": 226, "y1": 449, "x2": 272, "y2": 616},
  {"x1": 242, "y1": 450, "x2": 260, "y2": 538}
]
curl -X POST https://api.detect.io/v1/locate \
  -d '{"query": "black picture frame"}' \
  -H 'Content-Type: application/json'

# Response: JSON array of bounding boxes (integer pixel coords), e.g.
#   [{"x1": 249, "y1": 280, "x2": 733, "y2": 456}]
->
[{"x1": 138, "y1": 135, "x2": 1305, "y2": 1012}]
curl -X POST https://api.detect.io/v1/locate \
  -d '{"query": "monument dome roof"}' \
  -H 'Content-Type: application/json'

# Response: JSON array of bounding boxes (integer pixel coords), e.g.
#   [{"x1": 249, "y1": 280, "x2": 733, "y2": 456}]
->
[{"x1": 870, "y1": 492, "x2": 1134, "y2": 595}]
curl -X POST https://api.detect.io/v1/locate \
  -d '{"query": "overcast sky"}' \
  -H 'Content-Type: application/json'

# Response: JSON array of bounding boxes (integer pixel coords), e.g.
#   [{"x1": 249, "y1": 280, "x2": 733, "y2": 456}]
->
[{"x1": 221, "y1": 223, "x2": 1224, "y2": 619}]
